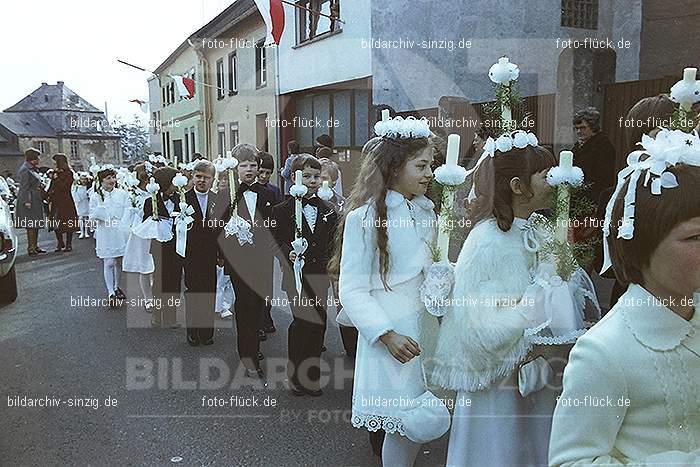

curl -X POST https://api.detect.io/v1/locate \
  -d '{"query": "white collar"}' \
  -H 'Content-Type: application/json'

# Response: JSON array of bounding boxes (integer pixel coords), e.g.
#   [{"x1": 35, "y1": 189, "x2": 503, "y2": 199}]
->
[
  {"x1": 195, "y1": 189, "x2": 208, "y2": 196},
  {"x1": 620, "y1": 284, "x2": 698, "y2": 351},
  {"x1": 385, "y1": 189, "x2": 434, "y2": 211}
]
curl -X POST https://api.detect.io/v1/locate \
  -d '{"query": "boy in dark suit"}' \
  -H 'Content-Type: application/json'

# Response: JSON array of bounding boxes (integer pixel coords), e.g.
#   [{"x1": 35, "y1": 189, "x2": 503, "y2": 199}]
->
[
  {"x1": 218, "y1": 144, "x2": 277, "y2": 379},
  {"x1": 183, "y1": 160, "x2": 227, "y2": 346},
  {"x1": 271, "y1": 154, "x2": 338, "y2": 396},
  {"x1": 142, "y1": 167, "x2": 182, "y2": 329},
  {"x1": 256, "y1": 151, "x2": 283, "y2": 339}
]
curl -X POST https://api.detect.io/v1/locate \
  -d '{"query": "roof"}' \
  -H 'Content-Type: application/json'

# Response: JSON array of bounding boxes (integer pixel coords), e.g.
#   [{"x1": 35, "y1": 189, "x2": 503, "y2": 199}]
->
[
  {"x1": 154, "y1": 0, "x2": 258, "y2": 74},
  {"x1": 5, "y1": 82, "x2": 102, "y2": 113},
  {"x1": 0, "y1": 112, "x2": 57, "y2": 137}
]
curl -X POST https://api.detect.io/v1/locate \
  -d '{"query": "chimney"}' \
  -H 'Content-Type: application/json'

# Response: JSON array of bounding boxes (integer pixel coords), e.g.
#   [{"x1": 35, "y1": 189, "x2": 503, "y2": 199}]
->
[
  {"x1": 41, "y1": 82, "x2": 48, "y2": 85},
  {"x1": 57, "y1": 81, "x2": 64, "y2": 86}
]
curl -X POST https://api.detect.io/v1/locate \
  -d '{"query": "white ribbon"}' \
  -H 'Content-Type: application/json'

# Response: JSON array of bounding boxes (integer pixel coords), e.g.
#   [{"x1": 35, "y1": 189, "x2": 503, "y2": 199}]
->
[
  {"x1": 291, "y1": 237, "x2": 308, "y2": 300},
  {"x1": 171, "y1": 203, "x2": 195, "y2": 257},
  {"x1": 224, "y1": 215, "x2": 254, "y2": 246},
  {"x1": 600, "y1": 149, "x2": 679, "y2": 274}
]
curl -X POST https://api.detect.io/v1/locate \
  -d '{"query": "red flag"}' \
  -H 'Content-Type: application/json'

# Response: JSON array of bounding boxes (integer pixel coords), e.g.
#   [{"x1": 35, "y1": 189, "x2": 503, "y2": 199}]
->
[
  {"x1": 172, "y1": 75, "x2": 195, "y2": 99},
  {"x1": 254, "y1": 0, "x2": 285, "y2": 45}
]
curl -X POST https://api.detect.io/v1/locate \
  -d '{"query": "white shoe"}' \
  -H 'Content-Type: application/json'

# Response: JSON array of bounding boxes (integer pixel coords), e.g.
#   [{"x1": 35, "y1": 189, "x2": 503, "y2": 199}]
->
[
  {"x1": 220, "y1": 310, "x2": 233, "y2": 318},
  {"x1": 79, "y1": 234, "x2": 86, "y2": 239}
]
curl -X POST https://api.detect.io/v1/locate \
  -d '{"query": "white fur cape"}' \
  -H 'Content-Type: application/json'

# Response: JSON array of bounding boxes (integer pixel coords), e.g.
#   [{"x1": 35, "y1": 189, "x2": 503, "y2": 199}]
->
[{"x1": 432, "y1": 217, "x2": 539, "y2": 392}]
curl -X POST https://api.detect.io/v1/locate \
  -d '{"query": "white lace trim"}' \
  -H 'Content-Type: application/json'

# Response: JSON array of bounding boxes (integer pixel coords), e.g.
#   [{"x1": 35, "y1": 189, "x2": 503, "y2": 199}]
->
[
  {"x1": 351, "y1": 412, "x2": 405, "y2": 435},
  {"x1": 528, "y1": 328, "x2": 588, "y2": 345}
]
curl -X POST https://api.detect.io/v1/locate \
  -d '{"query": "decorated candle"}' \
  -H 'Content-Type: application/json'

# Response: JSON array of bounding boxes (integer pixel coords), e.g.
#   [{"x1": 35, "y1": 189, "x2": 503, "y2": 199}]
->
[
  {"x1": 436, "y1": 134, "x2": 461, "y2": 260},
  {"x1": 682, "y1": 67, "x2": 698, "y2": 111},
  {"x1": 381, "y1": 109, "x2": 390, "y2": 122},
  {"x1": 555, "y1": 151, "x2": 574, "y2": 244},
  {"x1": 294, "y1": 169, "x2": 304, "y2": 239}
]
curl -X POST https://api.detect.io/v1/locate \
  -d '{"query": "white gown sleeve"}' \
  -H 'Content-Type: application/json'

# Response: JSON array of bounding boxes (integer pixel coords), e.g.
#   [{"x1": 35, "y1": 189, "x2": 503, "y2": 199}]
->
[
  {"x1": 338, "y1": 207, "x2": 394, "y2": 345},
  {"x1": 89, "y1": 192, "x2": 108, "y2": 222}
]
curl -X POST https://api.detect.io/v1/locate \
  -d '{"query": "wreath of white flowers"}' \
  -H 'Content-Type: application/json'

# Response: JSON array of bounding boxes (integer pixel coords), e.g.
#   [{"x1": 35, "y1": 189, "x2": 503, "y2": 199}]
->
[{"x1": 374, "y1": 116, "x2": 431, "y2": 140}]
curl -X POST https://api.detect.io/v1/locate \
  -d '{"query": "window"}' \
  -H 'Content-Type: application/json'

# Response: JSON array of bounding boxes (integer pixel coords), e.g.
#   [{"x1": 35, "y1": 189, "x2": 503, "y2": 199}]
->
[
  {"x1": 228, "y1": 52, "x2": 238, "y2": 95},
  {"x1": 217, "y1": 124, "x2": 226, "y2": 157},
  {"x1": 169, "y1": 82, "x2": 175, "y2": 104},
  {"x1": 297, "y1": 0, "x2": 341, "y2": 43},
  {"x1": 162, "y1": 86, "x2": 167, "y2": 106},
  {"x1": 35, "y1": 141, "x2": 46, "y2": 153},
  {"x1": 70, "y1": 141, "x2": 79, "y2": 158},
  {"x1": 230, "y1": 122, "x2": 239, "y2": 148},
  {"x1": 561, "y1": 0, "x2": 598, "y2": 29},
  {"x1": 216, "y1": 58, "x2": 225, "y2": 99},
  {"x1": 295, "y1": 88, "x2": 369, "y2": 149},
  {"x1": 189, "y1": 127, "x2": 195, "y2": 157},
  {"x1": 255, "y1": 40, "x2": 267, "y2": 88}
]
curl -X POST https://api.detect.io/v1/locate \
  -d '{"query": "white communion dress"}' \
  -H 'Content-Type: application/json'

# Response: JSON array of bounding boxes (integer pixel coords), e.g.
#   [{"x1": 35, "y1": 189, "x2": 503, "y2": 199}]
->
[
  {"x1": 122, "y1": 187, "x2": 155, "y2": 274},
  {"x1": 89, "y1": 188, "x2": 129, "y2": 259},
  {"x1": 432, "y1": 215, "x2": 595, "y2": 467},
  {"x1": 338, "y1": 190, "x2": 440, "y2": 436},
  {"x1": 549, "y1": 283, "x2": 700, "y2": 466}
]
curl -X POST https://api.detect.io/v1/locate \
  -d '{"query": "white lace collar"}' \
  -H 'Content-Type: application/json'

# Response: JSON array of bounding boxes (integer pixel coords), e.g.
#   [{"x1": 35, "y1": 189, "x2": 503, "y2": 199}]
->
[{"x1": 620, "y1": 284, "x2": 698, "y2": 351}]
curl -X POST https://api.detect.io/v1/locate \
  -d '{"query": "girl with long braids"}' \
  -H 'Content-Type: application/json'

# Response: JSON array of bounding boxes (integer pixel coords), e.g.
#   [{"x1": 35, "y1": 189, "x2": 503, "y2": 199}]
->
[
  {"x1": 432, "y1": 133, "x2": 564, "y2": 466},
  {"x1": 330, "y1": 117, "x2": 440, "y2": 467}
]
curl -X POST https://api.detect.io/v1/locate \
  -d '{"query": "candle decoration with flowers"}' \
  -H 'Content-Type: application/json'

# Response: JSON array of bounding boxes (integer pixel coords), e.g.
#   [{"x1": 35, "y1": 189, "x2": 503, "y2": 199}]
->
[
  {"x1": 289, "y1": 169, "x2": 309, "y2": 299},
  {"x1": 171, "y1": 171, "x2": 195, "y2": 257}
]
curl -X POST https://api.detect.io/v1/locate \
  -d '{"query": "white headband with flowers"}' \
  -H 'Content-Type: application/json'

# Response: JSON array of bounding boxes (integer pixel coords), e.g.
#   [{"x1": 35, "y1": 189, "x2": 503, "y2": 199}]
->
[
  {"x1": 600, "y1": 128, "x2": 700, "y2": 273},
  {"x1": 374, "y1": 116, "x2": 431, "y2": 139},
  {"x1": 464, "y1": 130, "x2": 540, "y2": 202}
]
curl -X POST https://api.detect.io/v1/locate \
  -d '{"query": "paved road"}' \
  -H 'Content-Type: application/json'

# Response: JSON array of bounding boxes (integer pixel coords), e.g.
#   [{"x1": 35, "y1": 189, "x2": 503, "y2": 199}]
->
[{"x1": 0, "y1": 231, "x2": 448, "y2": 466}]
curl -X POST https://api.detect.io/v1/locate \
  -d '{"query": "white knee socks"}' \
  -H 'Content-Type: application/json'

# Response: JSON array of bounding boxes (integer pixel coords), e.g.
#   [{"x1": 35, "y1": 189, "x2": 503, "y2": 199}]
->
[
  {"x1": 139, "y1": 273, "x2": 153, "y2": 302},
  {"x1": 103, "y1": 258, "x2": 119, "y2": 296},
  {"x1": 381, "y1": 432, "x2": 421, "y2": 467}
]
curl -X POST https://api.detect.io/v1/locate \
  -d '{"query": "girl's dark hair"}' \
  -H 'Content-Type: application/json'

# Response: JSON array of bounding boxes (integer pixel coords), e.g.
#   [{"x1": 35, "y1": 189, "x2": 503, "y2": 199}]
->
[
  {"x1": 153, "y1": 167, "x2": 177, "y2": 193},
  {"x1": 133, "y1": 162, "x2": 149, "y2": 186},
  {"x1": 328, "y1": 135, "x2": 431, "y2": 290},
  {"x1": 469, "y1": 145, "x2": 556, "y2": 232},
  {"x1": 52, "y1": 153, "x2": 70, "y2": 170},
  {"x1": 97, "y1": 168, "x2": 116, "y2": 183},
  {"x1": 608, "y1": 164, "x2": 700, "y2": 285}
]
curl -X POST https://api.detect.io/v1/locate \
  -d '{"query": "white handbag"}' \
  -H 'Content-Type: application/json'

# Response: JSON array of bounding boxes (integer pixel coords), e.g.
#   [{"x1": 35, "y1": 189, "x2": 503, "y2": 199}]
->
[
  {"x1": 518, "y1": 356, "x2": 553, "y2": 397},
  {"x1": 401, "y1": 363, "x2": 451, "y2": 444}
]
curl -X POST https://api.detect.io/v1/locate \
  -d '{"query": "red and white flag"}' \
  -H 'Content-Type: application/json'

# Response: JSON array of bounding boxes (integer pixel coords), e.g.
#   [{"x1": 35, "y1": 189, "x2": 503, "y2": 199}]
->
[
  {"x1": 172, "y1": 75, "x2": 195, "y2": 99},
  {"x1": 129, "y1": 99, "x2": 148, "y2": 113},
  {"x1": 254, "y1": 0, "x2": 285, "y2": 45}
]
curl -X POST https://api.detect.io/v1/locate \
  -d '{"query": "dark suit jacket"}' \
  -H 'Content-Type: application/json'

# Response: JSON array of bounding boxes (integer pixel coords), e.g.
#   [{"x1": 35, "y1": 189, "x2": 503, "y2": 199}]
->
[
  {"x1": 270, "y1": 196, "x2": 338, "y2": 295},
  {"x1": 218, "y1": 182, "x2": 277, "y2": 296},
  {"x1": 571, "y1": 132, "x2": 616, "y2": 210},
  {"x1": 184, "y1": 189, "x2": 227, "y2": 290}
]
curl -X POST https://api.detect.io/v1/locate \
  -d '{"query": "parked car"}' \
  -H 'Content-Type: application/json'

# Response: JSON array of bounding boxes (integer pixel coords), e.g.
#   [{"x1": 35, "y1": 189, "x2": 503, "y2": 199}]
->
[
  {"x1": 0, "y1": 193, "x2": 17, "y2": 303},
  {"x1": 0, "y1": 176, "x2": 15, "y2": 218}
]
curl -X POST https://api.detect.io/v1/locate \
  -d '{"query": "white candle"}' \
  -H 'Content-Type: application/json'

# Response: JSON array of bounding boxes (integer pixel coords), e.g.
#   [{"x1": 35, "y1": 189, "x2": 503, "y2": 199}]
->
[
  {"x1": 294, "y1": 169, "x2": 303, "y2": 238},
  {"x1": 681, "y1": 68, "x2": 698, "y2": 111},
  {"x1": 559, "y1": 150, "x2": 574, "y2": 170},
  {"x1": 683, "y1": 67, "x2": 697, "y2": 83},
  {"x1": 436, "y1": 135, "x2": 461, "y2": 261},
  {"x1": 446, "y1": 134, "x2": 460, "y2": 166},
  {"x1": 555, "y1": 151, "x2": 574, "y2": 246},
  {"x1": 499, "y1": 57, "x2": 509, "y2": 65},
  {"x1": 226, "y1": 150, "x2": 232, "y2": 158},
  {"x1": 322, "y1": 180, "x2": 329, "y2": 190},
  {"x1": 381, "y1": 109, "x2": 390, "y2": 121}
]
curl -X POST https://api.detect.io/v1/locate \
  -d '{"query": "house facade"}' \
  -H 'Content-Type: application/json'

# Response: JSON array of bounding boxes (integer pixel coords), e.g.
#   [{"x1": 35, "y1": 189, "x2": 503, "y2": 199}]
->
[{"x1": 0, "y1": 81, "x2": 121, "y2": 173}]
